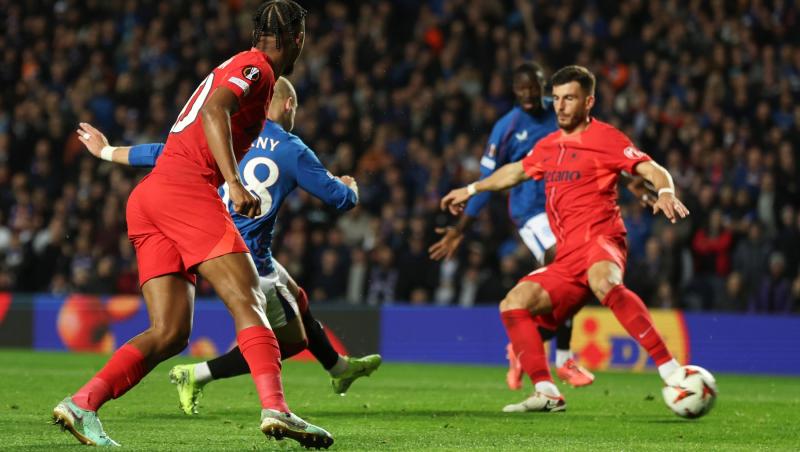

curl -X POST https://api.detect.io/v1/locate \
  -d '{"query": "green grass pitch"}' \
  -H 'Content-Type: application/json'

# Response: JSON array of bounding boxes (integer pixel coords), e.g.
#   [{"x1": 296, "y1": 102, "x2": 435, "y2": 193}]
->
[{"x1": 0, "y1": 350, "x2": 798, "y2": 451}]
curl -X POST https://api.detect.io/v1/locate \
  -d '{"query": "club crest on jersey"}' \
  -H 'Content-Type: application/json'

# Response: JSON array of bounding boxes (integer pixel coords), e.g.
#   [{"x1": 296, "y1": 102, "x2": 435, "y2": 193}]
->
[
  {"x1": 243, "y1": 66, "x2": 261, "y2": 82},
  {"x1": 624, "y1": 146, "x2": 645, "y2": 159}
]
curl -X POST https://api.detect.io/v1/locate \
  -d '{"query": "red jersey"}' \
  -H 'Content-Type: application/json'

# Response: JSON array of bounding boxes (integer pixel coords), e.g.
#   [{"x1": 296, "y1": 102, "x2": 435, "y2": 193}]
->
[
  {"x1": 153, "y1": 49, "x2": 276, "y2": 187},
  {"x1": 521, "y1": 118, "x2": 651, "y2": 260}
]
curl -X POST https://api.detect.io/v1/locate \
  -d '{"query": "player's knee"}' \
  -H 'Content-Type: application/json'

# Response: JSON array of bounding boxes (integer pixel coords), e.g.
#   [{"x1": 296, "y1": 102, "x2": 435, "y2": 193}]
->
[
  {"x1": 500, "y1": 284, "x2": 547, "y2": 313},
  {"x1": 153, "y1": 325, "x2": 191, "y2": 358},
  {"x1": 591, "y1": 277, "x2": 621, "y2": 302}
]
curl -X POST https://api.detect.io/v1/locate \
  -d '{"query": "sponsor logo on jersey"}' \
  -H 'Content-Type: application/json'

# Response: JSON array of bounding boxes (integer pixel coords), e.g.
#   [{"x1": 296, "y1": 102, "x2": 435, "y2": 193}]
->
[
  {"x1": 243, "y1": 66, "x2": 261, "y2": 82},
  {"x1": 544, "y1": 170, "x2": 581, "y2": 183},
  {"x1": 515, "y1": 130, "x2": 529, "y2": 142},
  {"x1": 623, "y1": 146, "x2": 645, "y2": 159}
]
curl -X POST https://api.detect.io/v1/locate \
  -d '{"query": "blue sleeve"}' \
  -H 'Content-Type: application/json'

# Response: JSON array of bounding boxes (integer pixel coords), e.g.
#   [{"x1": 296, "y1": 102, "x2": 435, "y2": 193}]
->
[
  {"x1": 128, "y1": 143, "x2": 165, "y2": 168},
  {"x1": 295, "y1": 146, "x2": 357, "y2": 211},
  {"x1": 464, "y1": 119, "x2": 509, "y2": 217}
]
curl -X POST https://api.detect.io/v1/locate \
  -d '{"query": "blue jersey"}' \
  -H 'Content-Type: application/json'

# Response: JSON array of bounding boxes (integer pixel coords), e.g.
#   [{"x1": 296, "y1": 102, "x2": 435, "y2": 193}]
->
[
  {"x1": 464, "y1": 102, "x2": 557, "y2": 226},
  {"x1": 128, "y1": 120, "x2": 357, "y2": 276}
]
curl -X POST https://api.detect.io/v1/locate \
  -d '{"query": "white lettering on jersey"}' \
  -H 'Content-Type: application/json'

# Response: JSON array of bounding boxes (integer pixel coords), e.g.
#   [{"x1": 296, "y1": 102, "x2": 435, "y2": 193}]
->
[
  {"x1": 220, "y1": 156, "x2": 280, "y2": 219},
  {"x1": 253, "y1": 137, "x2": 281, "y2": 151}
]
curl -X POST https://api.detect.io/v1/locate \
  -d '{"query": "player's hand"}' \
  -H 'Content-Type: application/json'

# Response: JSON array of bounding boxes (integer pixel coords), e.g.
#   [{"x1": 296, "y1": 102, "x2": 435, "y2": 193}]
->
[
  {"x1": 338, "y1": 175, "x2": 359, "y2": 201},
  {"x1": 75, "y1": 122, "x2": 109, "y2": 158},
  {"x1": 653, "y1": 192, "x2": 690, "y2": 223},
  {"x1": 428, "y1": 227, "x2": 464, "y2": 261},
  {"x1": 440, "y1": 187, "x2": 471, "y2": 215},
  {"x1": 228, "y1": 181, "x2": 261, "y2": 218},
  {"x1": 626, "y1": 178, "x2": 656, "y2": 208}
]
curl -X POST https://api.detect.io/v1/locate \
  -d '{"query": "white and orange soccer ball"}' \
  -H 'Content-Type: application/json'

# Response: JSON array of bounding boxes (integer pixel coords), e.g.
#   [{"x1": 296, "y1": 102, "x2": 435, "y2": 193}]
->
[{"x1": 662, "y1": 365, "x2": 718, "y2": 419}]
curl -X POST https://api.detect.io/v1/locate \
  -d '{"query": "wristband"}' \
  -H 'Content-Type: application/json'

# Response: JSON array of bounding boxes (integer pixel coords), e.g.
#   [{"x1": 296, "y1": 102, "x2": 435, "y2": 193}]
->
[
  {"x1": 466, "y1": 183, "x2": 477, "y2": 196},
  {"x1": 658, "y1": 188, "x2": 674, "y2": 196},
  {"x1": 100, "y1": 146, "x2": 116, "y2": 162}
]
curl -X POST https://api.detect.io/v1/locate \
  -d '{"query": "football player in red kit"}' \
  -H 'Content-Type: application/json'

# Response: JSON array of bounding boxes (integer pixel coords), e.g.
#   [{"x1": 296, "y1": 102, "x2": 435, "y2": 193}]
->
[
  {"x1": 441, "y1": 65, "x2": 690, "y2": 413},
  {"x1": 52, "y1": 1, "x2": 333, "y2": 448}
]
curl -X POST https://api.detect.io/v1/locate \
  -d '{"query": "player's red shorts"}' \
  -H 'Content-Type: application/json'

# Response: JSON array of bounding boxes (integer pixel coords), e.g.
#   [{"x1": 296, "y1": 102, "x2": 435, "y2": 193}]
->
[
  {"x1": 126, "y1": 173, "x2": 248, "y2": 286},
  {"x1": 520, "y1": 234, "x2": 628, "y2": 331}
]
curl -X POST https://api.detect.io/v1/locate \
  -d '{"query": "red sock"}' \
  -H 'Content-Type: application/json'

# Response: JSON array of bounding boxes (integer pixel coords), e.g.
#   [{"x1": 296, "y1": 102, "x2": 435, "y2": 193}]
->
[
  {"x1": 500, "y1": 309, "x2": 552, "y2": 383},
  {"x1": 296, "y1": 287, "x2": 309, "y2": 315},
  {"x1": 602, "y1": 285, "x2": 673, "y2": 365},
  {"x1": 72, "y1": 344, "x2": 148, "y2": 412},
  {"x1": 237, "y1": 325, "x2": 289, "y2": 412}
]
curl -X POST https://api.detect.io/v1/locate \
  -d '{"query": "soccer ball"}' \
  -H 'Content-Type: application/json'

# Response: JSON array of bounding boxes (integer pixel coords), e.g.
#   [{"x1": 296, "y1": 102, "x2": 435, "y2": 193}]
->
[{"x1": 662, "y1": 365, "x2": 717, "y2": 419}]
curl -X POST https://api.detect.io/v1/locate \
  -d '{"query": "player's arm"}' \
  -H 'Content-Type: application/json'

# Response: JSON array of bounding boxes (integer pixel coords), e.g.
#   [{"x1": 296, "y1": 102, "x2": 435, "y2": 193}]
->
[
  {"x1": 77, "y1": 122, "x2": 165, "y2": 167},
  {"x1": 440, "y1": 161, "x2": 529, "y2": 216},
  {"x1": 634, "y1": 161, "x2": 690, "y2": 223},
  {"x1": 620, "y1": 171, "x2": 657, "y2": 207},
  {"x1": 200, "y1": 86, "x2": 260, "y2": 218},
  {"x1": 296, "y1": 147, "x2": 358, "y2": 211},
  {"x1": 431, "y1": 125, "x2": 511, "y2": 260}
]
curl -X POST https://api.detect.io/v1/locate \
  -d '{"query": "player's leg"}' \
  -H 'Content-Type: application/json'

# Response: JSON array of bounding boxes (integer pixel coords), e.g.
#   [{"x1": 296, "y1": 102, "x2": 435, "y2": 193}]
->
[
  {"x1": 196, "y1": 252, "x2": 332, "y2": 448},
  {"x1": 54, "y1": 274, "x2": 194, "y2": 446},
  {"x1": 275, "y1": 260, "x2": 381, "y2": 394},
  {"x1": 498, "y1": 277, "x2": 567, "y2": 412},
  {"x1": 588, "y1": 259, "x2": 679, "y2": 380},
  {"x1": 553, "y1": 318, "x2": 595, "y2": 387},
  {"x1": 515, "y1": 214, "x2": 592, "y2": 388}
]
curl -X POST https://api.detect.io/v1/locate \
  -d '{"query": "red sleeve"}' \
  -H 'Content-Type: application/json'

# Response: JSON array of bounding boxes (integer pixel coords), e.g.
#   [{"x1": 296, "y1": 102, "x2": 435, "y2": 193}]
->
[
  {"x1": 602, "y1": 127, "x2": 652, "y2": 174},
  {"x1": 217, "y1": 52, "x2": 273, "y2": 102},
  {"x1": 521, "y1": 143, "x2": 545, "y2": 180}
]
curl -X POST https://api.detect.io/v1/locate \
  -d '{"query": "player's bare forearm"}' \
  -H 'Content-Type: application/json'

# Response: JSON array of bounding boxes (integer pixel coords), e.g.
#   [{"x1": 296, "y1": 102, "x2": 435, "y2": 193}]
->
[
  {"x1": 76, "y1": 122, "x2": 133, "y2": 165},
  {"x1": 455, "y1": 214, "x2": 475, "y2": 233},
  {"x1": 475, "y1": 161, "x2": 529, "y2": 193},
  {"x1": 634, "y1": 161, "x2": 689, "y2": 223},
  {"x1": 620, "y1": 170, "x2": 656, "y2": 207},
  {"x1": 634, "y1": 161, "x2": 673, "y2": 193},
  {"x1": 440, "y1": 163, "x2": 529, "y2": 216},
  {"x1": 201, "y1": 88, "x2": 241, "y2": 185}
]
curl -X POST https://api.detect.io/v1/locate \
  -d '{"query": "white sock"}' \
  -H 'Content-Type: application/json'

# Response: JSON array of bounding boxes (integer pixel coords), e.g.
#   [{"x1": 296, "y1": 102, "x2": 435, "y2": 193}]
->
[
  {"x1": 328, "y1": 355, "x2": 349, "y2": 377},
  {"x1": 194, "y1": 362, "x2": 213, "y2": 384},
  {"x1": 555, "y1": 349, "x2": 572, "y2": 368},
  {"x1": 658, "y1": 359, "x2": 680, "y2": 381},
  {"x1": 534, "y1": 381, "x2": 561, "y2": 397}
]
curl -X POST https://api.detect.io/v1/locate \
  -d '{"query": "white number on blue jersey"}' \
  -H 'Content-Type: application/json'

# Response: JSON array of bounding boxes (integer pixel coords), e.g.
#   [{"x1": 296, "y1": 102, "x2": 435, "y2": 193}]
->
[{"x1": 221, "y1": 156, "x2": 280, "y2": 219}]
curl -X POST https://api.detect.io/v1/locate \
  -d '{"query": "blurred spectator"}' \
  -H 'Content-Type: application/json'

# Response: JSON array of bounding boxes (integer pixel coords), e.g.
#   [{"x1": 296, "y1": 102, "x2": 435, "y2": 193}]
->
[
  {"x1": 749, "y1": 252, "x2": 794, "y2": 314},
  {"x1": 0, "y1": 0, "x2": 798, "y2": 313},
  {"x1": 732, "y1": 222, "x2": 771, "y2": 296}
]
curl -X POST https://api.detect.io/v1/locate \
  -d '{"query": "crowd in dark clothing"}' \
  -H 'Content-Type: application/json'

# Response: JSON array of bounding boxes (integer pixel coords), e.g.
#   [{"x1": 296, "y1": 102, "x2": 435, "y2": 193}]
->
[{"x1": 1, "y1": 0, "x2": 799, "y2": 313}]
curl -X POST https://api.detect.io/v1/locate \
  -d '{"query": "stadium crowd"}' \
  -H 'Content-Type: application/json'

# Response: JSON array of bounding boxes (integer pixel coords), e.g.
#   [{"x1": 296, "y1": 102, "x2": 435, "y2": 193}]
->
[{"x1": 1, "y1": 0, "x2": 799, "y2": 313}]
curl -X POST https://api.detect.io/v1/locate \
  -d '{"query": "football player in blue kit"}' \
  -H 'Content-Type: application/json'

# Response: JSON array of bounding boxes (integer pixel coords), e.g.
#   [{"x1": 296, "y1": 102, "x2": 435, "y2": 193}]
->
[
  {"x1": 76, "y1": 77, "x2": 381, "y2": 415},
  {"x1": 429, "y1": 62, "x2": 596, "y2": 389}
]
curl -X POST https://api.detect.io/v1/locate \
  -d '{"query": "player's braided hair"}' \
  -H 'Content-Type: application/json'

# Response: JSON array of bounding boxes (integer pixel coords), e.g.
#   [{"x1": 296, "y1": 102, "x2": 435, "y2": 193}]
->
[{"x1": 252, "y1": 0, "x2": 307, "y2": 49}]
